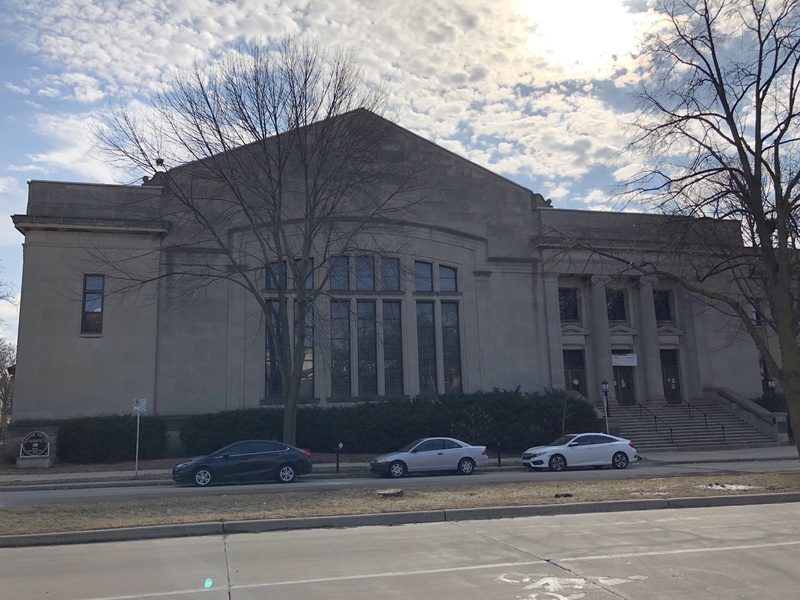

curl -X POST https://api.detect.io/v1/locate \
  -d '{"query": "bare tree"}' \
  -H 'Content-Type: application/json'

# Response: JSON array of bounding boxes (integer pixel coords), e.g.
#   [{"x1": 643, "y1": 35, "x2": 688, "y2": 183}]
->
[
  {"x1": 96, "y1": 37, "x2": 431, "y2": 445},
  {"x1": 594, "y1": 0, "x2": 800, "y2": 452},
  {"x1": 0, "y1": 340, "x2": 15, "y2": 443}
]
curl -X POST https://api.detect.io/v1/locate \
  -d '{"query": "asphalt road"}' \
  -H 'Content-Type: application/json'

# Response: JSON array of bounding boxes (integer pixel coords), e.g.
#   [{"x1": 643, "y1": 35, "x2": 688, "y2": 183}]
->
[
  {"x1": 2, "y1": 458, "x2": 798, "y2": 506},
  {"x1": 1, "y1": 502, "x2": 798, "y2": 599}
]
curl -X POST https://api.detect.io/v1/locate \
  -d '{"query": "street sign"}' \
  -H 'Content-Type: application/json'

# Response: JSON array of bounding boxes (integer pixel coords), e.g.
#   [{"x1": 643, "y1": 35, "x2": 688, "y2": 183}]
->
[{"x1": 133, "y1": 398, "x2": 147, "y2": 413}]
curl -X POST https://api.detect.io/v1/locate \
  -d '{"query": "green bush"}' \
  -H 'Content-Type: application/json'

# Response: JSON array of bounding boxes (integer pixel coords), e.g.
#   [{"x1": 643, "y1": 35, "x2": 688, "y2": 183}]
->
[
  {"x1": 56, "y1": 414, "x2": 168, "y2": 464},
  {"x1": 178, "y1": 389, "x2": 601, "y2": 455}
]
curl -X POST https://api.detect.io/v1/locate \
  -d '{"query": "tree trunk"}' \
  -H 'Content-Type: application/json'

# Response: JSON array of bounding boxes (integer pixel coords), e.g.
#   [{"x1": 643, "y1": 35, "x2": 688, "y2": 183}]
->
[{"x1": 283, "y1": 389, "x2": 298, "y2": 446}]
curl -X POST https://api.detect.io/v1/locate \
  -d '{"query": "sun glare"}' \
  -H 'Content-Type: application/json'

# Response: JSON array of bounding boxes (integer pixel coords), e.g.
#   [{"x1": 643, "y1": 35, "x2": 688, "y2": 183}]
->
[{"x1": 514, "y1": 0, "x2": 649, "y2": 78}]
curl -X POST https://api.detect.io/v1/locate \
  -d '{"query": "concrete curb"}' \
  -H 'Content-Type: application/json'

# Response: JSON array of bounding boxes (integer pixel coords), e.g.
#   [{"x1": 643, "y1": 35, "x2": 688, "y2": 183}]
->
[{"x1": 2, "y1": 492, "x2": 799, "y2": 548}]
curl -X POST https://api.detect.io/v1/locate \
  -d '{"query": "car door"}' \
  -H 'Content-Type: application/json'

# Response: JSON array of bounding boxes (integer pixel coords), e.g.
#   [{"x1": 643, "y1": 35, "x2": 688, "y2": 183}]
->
[
  {"x1": 214, "y1": 442, "x2": 255, "y2": 482},
  {"x1": 588, "y1": 435, "x2": 618, "y2": 465},
  {"x1": 248, "y1": 441, "x2": 287, "y2": 480},
  {"x1": 408, "y1": 439, "x2": 447, "y2": 472},
  {"x1": 441, "y1": 439, "x2": 466, "y2": 469},
  {"x1": 565, "y1": 435, "x2": 596, "y2": 466}
]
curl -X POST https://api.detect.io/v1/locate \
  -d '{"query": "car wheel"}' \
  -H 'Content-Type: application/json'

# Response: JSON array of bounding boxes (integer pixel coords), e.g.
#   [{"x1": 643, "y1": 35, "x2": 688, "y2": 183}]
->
[
  {"x1": 612, "y1": 452, "x2": 629, "y2": 469},
  {"x1": 193, "y1": 467, "x2": 214, "y2": 487},
  {"x1": 388, "y1": 461, "x2": 407, "y2": 478},
  {"x1": 457, "y1": 458, "x2": 476, "y2": 475},
  {"x1": 548, "y1": 454, "x2": 567, "y2": 472},
  {"x1": 277, "y1": 464, "x2": 297, "y2": 483}
]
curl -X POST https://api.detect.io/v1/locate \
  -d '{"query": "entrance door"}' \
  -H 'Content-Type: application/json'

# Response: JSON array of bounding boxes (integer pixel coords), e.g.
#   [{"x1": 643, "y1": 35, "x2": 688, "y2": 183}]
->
[
  {"x1": 613, "y1": 366, "x2": 636, "y2": 405},
  {"x1": 661, "y1": 349, "x2": 682, "y2": 404}
]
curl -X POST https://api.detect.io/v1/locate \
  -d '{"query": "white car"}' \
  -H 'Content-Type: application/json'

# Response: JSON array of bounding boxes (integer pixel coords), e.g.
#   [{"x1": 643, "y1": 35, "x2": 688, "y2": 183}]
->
[
  {"x1": 369, "y1": 437, "x2": 489, "y2": 478},
  {"x1": 521, "y1": 433, "x2": 638, "y2": 471}
]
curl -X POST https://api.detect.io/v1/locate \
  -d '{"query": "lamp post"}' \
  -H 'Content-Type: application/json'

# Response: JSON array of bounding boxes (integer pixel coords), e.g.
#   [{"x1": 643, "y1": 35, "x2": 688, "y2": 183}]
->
[{"x1": 601, "y1": 380, "x2": 610, "y2": 434}]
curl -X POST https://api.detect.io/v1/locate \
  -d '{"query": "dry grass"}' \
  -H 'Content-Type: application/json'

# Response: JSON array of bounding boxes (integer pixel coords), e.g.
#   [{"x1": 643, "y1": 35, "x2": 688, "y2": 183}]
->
[{"x1": 2, "y1": 471, "x2": 799, "y2": 537}]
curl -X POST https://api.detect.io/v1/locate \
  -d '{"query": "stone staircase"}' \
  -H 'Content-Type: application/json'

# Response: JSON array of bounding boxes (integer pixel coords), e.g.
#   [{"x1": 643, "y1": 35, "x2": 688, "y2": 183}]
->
[{"x1": 608, "y1": 397, "x2": 779, "y2": 451}]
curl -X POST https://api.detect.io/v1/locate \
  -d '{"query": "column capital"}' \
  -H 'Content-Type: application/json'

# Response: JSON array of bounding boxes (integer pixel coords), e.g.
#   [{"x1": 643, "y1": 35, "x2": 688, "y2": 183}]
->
[{"x1": 639, "y1": 275, "x2": 659, "y2": 288}]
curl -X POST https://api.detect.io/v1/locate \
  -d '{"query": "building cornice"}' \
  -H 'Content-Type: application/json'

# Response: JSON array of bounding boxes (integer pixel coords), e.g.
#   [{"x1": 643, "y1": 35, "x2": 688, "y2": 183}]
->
[{"x1": 11, "y1": 215, "x2": 170, "y2": 236}]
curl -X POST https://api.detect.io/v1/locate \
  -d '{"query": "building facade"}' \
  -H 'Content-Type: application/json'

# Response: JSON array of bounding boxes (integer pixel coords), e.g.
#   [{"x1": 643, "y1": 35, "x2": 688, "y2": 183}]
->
[{"x1": 9, "y1": 116, "x2": 768, "y2": 430}]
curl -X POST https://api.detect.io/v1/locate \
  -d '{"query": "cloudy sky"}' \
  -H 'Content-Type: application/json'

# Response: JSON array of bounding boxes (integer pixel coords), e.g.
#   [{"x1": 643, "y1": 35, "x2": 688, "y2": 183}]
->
[{"x1": 0, "y1": 0, "x2": 660, "y2": 343}]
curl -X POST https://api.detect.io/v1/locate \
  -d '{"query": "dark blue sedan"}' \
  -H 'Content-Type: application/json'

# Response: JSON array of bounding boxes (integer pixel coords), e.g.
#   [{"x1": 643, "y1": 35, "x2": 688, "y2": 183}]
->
[{"x1": 172, "y1": 440, "x2": 312, "y2": 486}]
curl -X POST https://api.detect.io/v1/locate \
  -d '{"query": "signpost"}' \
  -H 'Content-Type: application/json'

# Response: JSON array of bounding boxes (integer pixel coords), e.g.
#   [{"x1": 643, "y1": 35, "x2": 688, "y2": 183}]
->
[{"x1": 133, "y1": 399, "x2": 147, "y2": 476}]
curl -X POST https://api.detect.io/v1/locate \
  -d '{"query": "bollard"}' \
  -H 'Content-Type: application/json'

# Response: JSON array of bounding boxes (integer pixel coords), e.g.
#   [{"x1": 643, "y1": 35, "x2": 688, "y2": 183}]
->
[{"x1": 336, "y1": 442, "x2": 343, "y2": 473}]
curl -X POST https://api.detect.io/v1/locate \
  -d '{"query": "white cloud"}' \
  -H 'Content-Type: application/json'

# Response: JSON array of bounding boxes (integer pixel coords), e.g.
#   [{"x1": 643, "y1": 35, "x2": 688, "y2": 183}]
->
[
  {"x1": 2, "y1": 0, "x2": 661, "y2": 207},
  {"x1": 4, "y1": 83, "x2": 29, "y2": 95},
  {"x1": 0, "y1": 295, "x2": 20, "y2": 345}
]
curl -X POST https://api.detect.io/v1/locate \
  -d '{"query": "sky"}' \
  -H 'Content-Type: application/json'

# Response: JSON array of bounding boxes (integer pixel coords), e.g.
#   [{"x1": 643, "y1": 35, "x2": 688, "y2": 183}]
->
[{"x1": 0, "y1": 0, "x2": 662, "y2": 344}]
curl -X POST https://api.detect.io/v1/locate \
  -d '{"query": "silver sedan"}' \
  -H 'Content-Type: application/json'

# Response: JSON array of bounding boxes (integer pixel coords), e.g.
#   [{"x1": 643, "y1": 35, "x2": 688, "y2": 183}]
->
[{"x1": 369, "y1": 437, "x2": 489, "y2": 478}]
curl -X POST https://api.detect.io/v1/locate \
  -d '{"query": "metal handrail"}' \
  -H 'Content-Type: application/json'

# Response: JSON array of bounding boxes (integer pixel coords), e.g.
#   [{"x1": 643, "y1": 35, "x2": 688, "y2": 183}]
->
[
  {"x1": 681, "y1": 399, "x2": 726, "y2": 443},
  {"x1": 632, "y1": 400, "x2": 674, "y2": 444}
]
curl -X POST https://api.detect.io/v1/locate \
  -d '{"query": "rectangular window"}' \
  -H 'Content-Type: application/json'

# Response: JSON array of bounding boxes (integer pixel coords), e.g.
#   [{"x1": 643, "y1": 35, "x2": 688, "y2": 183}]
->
[
  {"x1": 357, "y1": 301, "x2": 377, "y2": 396},
  {"x1": 265, "y1": 300, "x2": 283, "y2": 398},
  {"x1": 293, "y1": 258, "x2": 314, "y2": 290},
  {"x1": 266, "y1": 261, "x2": 286, "y2": 290},
  {"x1": 416, "y1": 301, "x2": 437, "y2": 395},
  {"x1": 439, "y1": 265, "x2": 457, "y2": 292},
  {"x1": 653, "y1": 290, "x2": 672, "y2": 322},
  {"x1": 606, "y1": 289, "x2": 627, "y2": 321},
  {"x1": 563, "y1": 349, "x2": 585, "y2": 392},
  {"x1": 330, "y1": 300, "x2": 351, "y2": 397},
  {"x1": 415, "y1": 261, "x2": 433, "y2": 292},
  {"x1": 441, "y1": 302, "x2": 462, "y2": 393},
  {"x1": 383, "y1": 301, "x2": 404, "y2": 395},
  {"x1": 381, "y1": 257, "x2": 401, "y2": 291},
  {"x1": 356, "y1": 256, "x2": 375, "y2": 291},
  {"x1": 295, "y1": 300, "x2": 314, "y2": 398},
  {"x1": 81, "y1": 274, "x2": 105, "y2": 334},
  {"x1": 558, "y1": 288, "x2": 580, "y2": 322},
  {"x1": 330, "y1": 256, "x2": 349, "y2": 291}
]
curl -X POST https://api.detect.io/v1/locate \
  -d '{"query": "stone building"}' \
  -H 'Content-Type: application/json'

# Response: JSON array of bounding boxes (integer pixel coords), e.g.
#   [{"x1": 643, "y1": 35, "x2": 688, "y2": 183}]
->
[{"x1": 8, "y1": 112, "x2": 775, "y2": 438}]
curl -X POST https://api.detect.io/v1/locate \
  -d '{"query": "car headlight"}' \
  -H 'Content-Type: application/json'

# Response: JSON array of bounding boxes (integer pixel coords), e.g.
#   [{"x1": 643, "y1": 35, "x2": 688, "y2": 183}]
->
[
  {"x1": 174, "y1": 462, "x2": 192, "y2": 471},
  {"x1": 524, "y1": 452, "x2": 546, "y2": 459}
]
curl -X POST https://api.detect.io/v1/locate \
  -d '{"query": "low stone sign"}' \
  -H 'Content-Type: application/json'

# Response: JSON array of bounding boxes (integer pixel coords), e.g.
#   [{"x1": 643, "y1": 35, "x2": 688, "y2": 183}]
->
[
  {"x1": 17, "y1": 431, "x2": 53, "y2": 468},
  {"x1": 20, "y1": 431, "x2": 50, "y2": 457}
]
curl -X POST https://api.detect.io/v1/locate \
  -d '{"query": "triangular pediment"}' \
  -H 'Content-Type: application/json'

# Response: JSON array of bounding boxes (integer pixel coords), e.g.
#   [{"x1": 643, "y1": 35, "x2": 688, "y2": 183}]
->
[
  {"x1": 657, "y1": 324, "x2": 684, "y2": 336},
  {"x1": 609, "y1": 324, "x2": 637, "y2": 336},
  {"x1": 561, "y1": 324, "x2": 589, "y2": 336}
]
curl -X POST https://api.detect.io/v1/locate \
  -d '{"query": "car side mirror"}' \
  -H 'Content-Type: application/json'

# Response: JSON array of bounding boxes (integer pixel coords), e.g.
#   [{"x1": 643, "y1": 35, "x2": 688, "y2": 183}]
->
[
  {"x1": 568, "y1": 442, "x2": 579, "y2": 447},
  {"x1": 222, "y1": 453, "x2": 230, "y2": 460}
]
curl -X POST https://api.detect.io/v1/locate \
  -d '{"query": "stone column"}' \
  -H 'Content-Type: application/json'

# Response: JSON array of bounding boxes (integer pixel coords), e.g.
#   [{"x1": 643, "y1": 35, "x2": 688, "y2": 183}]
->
[
  {"x1": 638, "y1": 276, "x2": 665, "y2": 402},
  {"x1": 543, "y1": 273, "x2": 565, "y2": 389},
  {"x1": 678, "y1": 290, "x2": 705, "y2": 400},
  {"x1": 590, "y1": 276, "x2": 614, "y2": 404}
]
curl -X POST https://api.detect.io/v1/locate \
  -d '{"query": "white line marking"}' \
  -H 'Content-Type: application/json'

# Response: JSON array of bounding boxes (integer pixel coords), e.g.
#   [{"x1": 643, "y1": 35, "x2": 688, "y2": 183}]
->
[
  {"x1": 65, "y1": 539, "x2": 800, "y2": 598},
  {"x1": 559, "y1": 540, "x2": 800, "y2": 562},
  {"x1": 232, "y1": 539, "x2": 800, "y2": 590},
  {"x1": 234, "y1": 560, "x2": 549, "y2": 589}
]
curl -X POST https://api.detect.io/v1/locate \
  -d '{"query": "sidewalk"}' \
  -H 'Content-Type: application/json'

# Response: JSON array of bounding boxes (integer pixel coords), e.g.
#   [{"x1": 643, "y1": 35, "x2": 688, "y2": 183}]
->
[{"x1": 1, "y1": 445, "x2": 797, "y2": 487}]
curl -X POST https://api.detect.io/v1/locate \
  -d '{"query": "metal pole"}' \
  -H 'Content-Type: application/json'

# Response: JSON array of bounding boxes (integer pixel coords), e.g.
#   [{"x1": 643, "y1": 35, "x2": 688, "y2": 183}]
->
[
  {"x1": 603, "y1": 391, "x2": 609, "y2": 435},
  {"x1": 135, "y1": 411, "x2": 140, "y2": 477}
]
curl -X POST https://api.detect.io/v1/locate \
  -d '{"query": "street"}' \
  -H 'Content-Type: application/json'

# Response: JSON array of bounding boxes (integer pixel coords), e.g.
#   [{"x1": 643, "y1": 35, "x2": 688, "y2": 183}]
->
[
  {"x1": 1, "y1": 458, "x2": 798, "y2": 506},
  {"x1": 0, "y1": 502, "x2": 798, "y2": 599}
]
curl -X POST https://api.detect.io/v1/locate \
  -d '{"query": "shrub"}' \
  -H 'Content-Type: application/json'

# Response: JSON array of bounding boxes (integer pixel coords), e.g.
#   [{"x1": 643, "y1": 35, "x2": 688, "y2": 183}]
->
[
  {"x1": 178, "y1": 389, "x2": 601, "y2": 455},
  {"x1": 56, "y1": 414, "x2": 168, "y2": 464}
]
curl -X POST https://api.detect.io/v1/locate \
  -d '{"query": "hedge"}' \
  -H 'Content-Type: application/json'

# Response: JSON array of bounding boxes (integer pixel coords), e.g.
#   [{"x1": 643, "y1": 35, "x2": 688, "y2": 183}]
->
[
  {"x1": 56, "y1": 414, "x2": 168, "y2": 464},
  {"x1": 179, "y1": 388, "x2": 600, "y2": 456},
  {"x1": 52, "y1": 389, "x2": 601, "y2": 463}
]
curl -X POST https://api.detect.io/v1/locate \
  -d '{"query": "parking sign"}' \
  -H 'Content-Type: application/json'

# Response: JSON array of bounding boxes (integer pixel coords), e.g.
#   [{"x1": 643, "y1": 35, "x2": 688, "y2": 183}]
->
[{"x1": 133, "y1": 398, "x2": 147, "y2": 413}]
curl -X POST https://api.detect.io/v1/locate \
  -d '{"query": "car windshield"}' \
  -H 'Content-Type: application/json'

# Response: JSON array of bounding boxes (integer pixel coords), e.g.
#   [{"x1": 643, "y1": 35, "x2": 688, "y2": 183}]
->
[
  {"x1": 549, "y1": 434, "x2": 578, "y2": 446},
  {"x1": 398, "y1": 439, "x2": 425, "y2": 452}
]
